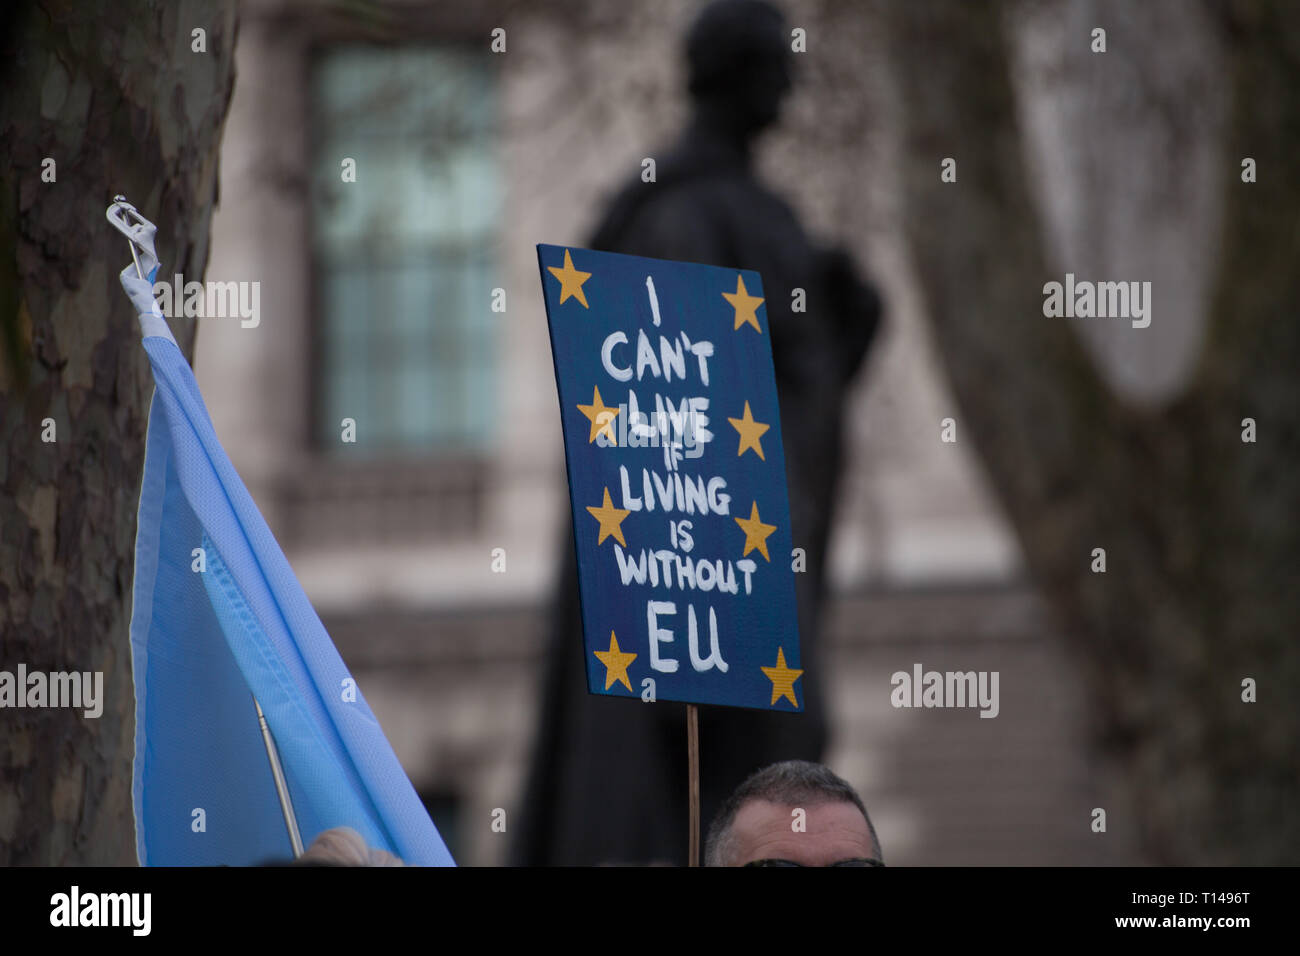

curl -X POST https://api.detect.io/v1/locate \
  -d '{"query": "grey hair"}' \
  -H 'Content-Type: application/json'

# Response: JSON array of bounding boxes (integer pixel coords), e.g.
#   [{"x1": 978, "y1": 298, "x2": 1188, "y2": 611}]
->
[{"x1": 704, "y1": 760, "x2": 882, "y2": 866}]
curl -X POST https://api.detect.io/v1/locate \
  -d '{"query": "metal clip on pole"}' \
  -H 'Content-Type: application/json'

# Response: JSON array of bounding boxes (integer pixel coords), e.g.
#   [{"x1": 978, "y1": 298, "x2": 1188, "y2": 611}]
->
[{"x1": 105, "y1": 195, "x2": 158, "y2": 280}]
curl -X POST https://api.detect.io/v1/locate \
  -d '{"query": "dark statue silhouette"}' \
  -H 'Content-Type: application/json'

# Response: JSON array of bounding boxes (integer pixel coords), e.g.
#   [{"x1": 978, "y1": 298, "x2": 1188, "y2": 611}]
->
[{"x1": 513, "y1": 0, "x2": 883, "y2": 865}]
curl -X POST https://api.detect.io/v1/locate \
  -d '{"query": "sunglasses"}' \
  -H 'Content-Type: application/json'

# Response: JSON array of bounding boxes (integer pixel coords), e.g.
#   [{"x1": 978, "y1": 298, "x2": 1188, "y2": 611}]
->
[{"x1": 743, "y1": 858, "x2": 885, "y2": 867}]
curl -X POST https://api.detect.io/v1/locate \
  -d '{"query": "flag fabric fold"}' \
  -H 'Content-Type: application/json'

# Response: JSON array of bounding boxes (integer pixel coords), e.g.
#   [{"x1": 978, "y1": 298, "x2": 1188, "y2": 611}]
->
[{"x1": 123, "y1": 261, "x2": 454, "y2": 866}]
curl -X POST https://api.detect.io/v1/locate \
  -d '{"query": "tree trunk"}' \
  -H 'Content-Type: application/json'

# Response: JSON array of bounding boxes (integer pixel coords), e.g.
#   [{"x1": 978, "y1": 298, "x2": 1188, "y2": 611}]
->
[
  {"x1": 885, "y1": 0, "x2": 1299, "y2": 863},
  {"x1": 0, "y1": 0, "x2": 237, "y2": 864}
]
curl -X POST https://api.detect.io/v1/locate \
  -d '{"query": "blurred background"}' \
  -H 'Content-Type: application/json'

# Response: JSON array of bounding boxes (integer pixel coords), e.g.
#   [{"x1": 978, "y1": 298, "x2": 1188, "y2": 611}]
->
[{"x1": 194, "y1": 0, "x2": 1136, "y2": 866}]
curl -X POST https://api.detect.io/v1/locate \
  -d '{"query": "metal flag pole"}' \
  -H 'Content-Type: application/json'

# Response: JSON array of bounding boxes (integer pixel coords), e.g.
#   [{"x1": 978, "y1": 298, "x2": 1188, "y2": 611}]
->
[
  {"x1": 254, "y1": 696, "x2": 305, "y2": 858},
  {"x1": 108, "y1": 194, "x2": 305, "y2": 861}
]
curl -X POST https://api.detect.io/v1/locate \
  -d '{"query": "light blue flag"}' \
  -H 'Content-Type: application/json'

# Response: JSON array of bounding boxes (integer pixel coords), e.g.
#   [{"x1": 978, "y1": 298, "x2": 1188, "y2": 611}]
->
[{"x1": 117, "y1": 208, "x2": 454, "y2": 866}]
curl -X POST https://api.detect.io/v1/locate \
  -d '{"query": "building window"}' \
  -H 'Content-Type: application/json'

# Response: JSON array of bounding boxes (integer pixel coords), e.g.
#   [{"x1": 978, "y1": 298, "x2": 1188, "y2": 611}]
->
[{"x1": 310, "y1": 45, "x2": 499, "y2": 456}]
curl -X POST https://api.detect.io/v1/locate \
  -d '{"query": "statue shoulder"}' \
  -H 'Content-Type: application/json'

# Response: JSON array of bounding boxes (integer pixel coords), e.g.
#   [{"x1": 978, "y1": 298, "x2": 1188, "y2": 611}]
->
[{"x1": 590, "y1": 173, "x2": 736, "y2": 263}]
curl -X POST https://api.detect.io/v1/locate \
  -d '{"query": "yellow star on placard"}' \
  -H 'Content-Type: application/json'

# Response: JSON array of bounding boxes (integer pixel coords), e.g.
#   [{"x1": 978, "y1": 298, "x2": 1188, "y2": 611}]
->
[
  {"x1": 761, "y1": 647, "x2": 803, "y2": 707},
  {"x1": 595, "y1": 631, "x2": 637, "y2": 692},
  {"x1": 735, "y1": 500, "x2": 777, "y2": 562},
  {"x1": 577, "y1": 385, "x2": 619, "y2": 444},
  {"x1": 586, "y1": 487, "x2": 631, "y2": 547},
  {"x1": 728, "y1": 401, "x2": 770, "y2": 460},
  {"x1": 723, "y1": 274, "x2": 764, "y2": 332},
  {"x1": 547, "y1": 249, "x2": 592, "y2": 308}
]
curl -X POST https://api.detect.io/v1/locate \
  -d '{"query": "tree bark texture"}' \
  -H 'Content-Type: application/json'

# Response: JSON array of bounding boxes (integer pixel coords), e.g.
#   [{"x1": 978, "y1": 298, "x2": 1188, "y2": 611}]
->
[
  {"x1": 0, "y1": 0, "x2": 237, "y2": 864},
  {"x1": 885, "y1": 0, "x2": 1299, "y2": 863}
]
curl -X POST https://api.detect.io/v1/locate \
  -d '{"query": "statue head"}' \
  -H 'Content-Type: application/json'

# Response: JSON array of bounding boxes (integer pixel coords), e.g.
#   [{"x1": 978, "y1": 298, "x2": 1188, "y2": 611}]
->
[{"x1": 685, "y1": 0, "x2": 792, "y2": 138}]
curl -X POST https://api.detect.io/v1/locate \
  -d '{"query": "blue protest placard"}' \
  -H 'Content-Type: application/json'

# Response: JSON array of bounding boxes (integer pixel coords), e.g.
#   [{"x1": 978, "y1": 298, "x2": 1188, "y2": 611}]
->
[{"x1": 538, "y1": 244, "x2": 803, "y2": 711}]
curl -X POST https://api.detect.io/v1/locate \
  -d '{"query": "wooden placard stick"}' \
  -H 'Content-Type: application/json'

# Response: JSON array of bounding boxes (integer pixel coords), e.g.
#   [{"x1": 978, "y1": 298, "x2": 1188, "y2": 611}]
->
[{"x1": 687, "y1": 703, "x2": 700, "y2": 867}]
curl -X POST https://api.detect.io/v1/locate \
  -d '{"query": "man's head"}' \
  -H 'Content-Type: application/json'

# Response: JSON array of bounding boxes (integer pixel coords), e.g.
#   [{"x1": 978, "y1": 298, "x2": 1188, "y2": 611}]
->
[
  {"x1": 705, "y1": 760, "x2": 883, "y2": 867},
  {"x1": 685, "y1": 0, "x2": 792, "y2": 136}
]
